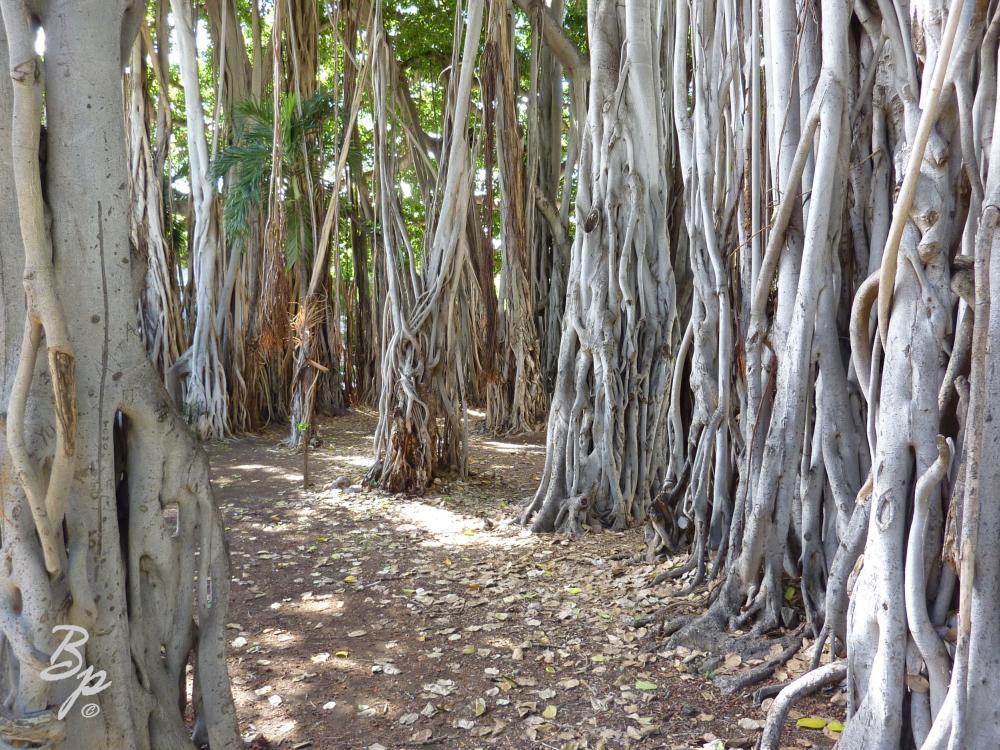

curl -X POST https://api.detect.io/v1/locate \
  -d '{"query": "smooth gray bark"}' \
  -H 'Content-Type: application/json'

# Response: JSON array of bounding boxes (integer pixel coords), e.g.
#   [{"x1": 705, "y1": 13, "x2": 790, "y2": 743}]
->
[{"x1": 0, "y1": 5, "x2": 240, "y2": 747}]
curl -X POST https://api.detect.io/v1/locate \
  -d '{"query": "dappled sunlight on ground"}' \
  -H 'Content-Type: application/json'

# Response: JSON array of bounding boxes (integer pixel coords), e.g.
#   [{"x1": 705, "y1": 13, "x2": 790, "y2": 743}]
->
[
  {"x1": 393, "y1": 500, "x2": 533, "y2": 549},
  {"x1": 209, "y1": 408, "x2": 840, "y2": 750},
  {"x1": 334, "y1": 453, "x2": 374, "y2": 468},
  {"x1": 480, "y1": 439, "x2": 546, "y2": 456}
]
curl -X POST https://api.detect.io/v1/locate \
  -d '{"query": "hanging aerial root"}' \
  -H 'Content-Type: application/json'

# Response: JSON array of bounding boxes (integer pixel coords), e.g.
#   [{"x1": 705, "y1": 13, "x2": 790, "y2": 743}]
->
[
  {"x1": 849, "y1": 270, "x2": 879, "y2": 401},
  {"x1": 2, "y1": 0, "x2": 78, "y2": 577},
  {"x1": 810, "y1": 483, "x2": 871, "y2": 667},
  {"x1": 874, "y1": 0, "x2": 964, "y2": 344},
  {"x1": 758, "y1": 660, "x2": 847, "y2": 750},
  {"x1": 904, "y1": 435, "x2": 953, "y2": 715}
]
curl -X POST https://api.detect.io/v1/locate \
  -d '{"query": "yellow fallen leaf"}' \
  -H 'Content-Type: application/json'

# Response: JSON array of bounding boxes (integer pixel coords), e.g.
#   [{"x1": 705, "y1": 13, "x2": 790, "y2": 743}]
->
[
  {"x1": 335, "y1": 650, "x2": 349, "y2": 658},
  {"x1": 797, "y1": 717, "x2": 827, "y2": 730},
  {"x1": 542, "y1": 705, "x2": 558, "y2": 719},
  {"x1": 344, "y1": 575, "x2": 357, "y2": 584},
  {"x1": 827, "y1": 720, "x2": 844, "y2": 732}
]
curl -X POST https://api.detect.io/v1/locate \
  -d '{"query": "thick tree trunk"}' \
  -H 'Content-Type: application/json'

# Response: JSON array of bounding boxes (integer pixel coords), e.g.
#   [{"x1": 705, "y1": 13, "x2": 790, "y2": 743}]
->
[
  {"x1": 518, "y1": 0, "x2": 584, "y2": 394},
  {"x1": 521, "y1": 0, "x2": 676, "y2": 533},
  {"x1": 366, "y1": 0, "x2": 482, "y2": 493},
  {"x1": 167, "y1": 0, "x2": 229, "y2": 439},
  {"x1": 482, "y1": 0, "x2": 547, "y2": 435},
  {"x1": 663, "y1": 0, "x2": 863, "y2": 669},
  {"x1": 0, "y1": 4, "x2": 239, "y2": 748}
]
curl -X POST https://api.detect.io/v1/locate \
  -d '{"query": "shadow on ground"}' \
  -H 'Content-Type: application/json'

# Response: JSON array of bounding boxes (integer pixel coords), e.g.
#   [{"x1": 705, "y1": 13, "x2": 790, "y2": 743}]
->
[{"x1": 210, "y1": 409, "x2": 841, "y2": 750}]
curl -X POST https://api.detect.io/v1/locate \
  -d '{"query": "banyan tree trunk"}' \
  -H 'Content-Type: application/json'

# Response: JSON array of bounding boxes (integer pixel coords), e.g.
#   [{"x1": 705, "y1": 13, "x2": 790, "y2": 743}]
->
[
  {"x1": 521, "y1": 0, "x2": 676, "y2": 533},
  {"x1": 668, "y1": 0, "x2": 863, "y2": 660},
  {"x1": 482, "y1": 0, "x2": 547, "y2": 435},
  {"x1": 365, "y1": 0, "x2": 483, "y2": 493},
  {"x1": 0, "y1": 4, "x2": 239, "y2": 748},
  {"x1": 519, "y1": 0, "x2": 584, "y2": 394},
  {"x1": 167, "y1": 0, "x2": 229, "y2": 438}
]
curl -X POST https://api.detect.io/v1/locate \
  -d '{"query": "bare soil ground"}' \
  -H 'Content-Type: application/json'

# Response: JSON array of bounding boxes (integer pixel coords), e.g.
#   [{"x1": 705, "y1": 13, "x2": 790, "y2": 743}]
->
[{"x1": 210, "y1": 409, "x2": 843, "y2": 750}]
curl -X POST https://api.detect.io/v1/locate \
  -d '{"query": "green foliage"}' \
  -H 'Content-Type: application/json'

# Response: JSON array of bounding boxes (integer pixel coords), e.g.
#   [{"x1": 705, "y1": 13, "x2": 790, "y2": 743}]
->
[
  {"x1": 562, "y1": 0, "x2": 587, "y2": 55},
  {"x1": 212, "y1": 92, "x2": 335, "y2": 263},
  {"x1": 386, "y1": 0, "x2": 455, "y2": 81}
]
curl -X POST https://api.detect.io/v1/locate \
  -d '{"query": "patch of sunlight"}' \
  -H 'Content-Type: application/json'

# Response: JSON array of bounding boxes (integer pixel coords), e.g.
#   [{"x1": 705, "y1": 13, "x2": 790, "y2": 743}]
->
[
  {"x1": 395, "y1": 501, "x2": 531, "y2": 549},
  {"x1": 334, "y1": 454, "x2": 372, "y2": 468},
  {"x1": 481, "y1": 440, "x2": 545, "y2": 455},
  {"x1": 292, "y1": 594, "x2": 343, "y2": 615},
  {"x1": 270, "y1": 720, "x2": 297, "y2": 740},
  {"x1": 255, "y1": 525, "x2": 284, "y2": 533},
  {"x1": 255, "y1": 623, "x2": 304, "y2": 649}
]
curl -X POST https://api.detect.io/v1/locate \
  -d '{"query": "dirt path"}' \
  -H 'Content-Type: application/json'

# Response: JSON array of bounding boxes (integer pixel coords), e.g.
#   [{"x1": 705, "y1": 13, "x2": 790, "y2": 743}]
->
[{"x1": 210, "y1": 409, "x2": 842, "y2": 750}]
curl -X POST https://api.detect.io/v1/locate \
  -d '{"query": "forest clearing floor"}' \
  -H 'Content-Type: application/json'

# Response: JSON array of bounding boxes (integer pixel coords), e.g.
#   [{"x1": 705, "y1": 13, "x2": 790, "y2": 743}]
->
[{"x1": 210, "y1": 409, "x2": 843, "y2": 750}]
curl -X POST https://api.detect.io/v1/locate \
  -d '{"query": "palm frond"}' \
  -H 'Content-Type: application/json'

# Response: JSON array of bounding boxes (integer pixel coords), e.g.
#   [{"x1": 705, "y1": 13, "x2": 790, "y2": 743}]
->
[{"x1": 213, "y1": 91, "x2": 337, "y2": 247}]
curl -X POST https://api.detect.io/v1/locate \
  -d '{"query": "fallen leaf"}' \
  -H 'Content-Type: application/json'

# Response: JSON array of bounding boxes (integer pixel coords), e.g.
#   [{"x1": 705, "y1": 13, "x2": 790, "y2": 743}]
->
[{"x1": 797, "y1": 717, "x2": 828, "y2": 730}]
